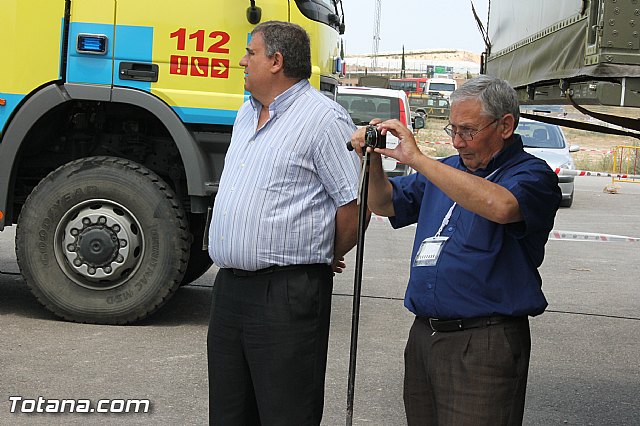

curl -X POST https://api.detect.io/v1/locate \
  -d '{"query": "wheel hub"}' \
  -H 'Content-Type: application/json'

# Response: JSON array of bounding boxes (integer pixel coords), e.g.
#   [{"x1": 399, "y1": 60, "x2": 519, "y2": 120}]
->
[
  {"x1": 76, "y1": 226, "x2": 119, "y2": 266},
  {"x1": 57, "y1": 202, "x2": 142, "y2": 288}
]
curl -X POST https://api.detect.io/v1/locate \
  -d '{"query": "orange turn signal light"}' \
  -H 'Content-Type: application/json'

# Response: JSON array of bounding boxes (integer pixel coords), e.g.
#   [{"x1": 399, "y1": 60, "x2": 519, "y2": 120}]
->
[
  {"x1": 0, "y1": 210, "x2": 4, "y2": 221},
  {"x1": 0, "y1": 98, "x2": 6, "y2": 106}
]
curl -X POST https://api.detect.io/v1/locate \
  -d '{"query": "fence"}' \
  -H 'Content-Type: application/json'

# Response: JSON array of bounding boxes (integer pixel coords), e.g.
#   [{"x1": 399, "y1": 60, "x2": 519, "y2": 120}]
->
[{"x1": 612, "y1": 145, "x2": 640, "y2": 184}]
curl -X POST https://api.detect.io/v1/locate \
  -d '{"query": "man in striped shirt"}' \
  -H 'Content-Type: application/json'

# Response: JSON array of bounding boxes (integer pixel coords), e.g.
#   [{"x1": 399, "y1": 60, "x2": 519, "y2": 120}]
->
[{"x1": 207, "y1": 21, "x2": 362, "y2": 425}]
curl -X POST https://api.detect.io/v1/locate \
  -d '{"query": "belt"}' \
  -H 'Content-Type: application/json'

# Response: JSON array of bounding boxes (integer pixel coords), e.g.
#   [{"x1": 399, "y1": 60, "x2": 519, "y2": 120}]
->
[
  {"x1": 227, "y1": 264, "x2": 318, "y2": 277},
  {"x1": 419, "y1": 315, "x2": 525, "y2": 333}
]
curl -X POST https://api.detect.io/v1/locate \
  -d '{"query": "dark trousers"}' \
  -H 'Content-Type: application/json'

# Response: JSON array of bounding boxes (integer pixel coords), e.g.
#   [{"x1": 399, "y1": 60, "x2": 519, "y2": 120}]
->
[
  {"x1": 207, "y1": 264, "x2": 333, "y2": 426},
  {"x1": 404, "y1": 316, "x2": 531, "y2": 426}
]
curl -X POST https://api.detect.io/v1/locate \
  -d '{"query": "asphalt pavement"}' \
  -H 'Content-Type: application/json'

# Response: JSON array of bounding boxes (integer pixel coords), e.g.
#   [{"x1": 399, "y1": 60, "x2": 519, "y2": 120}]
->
[{"x1": 1, "y1": 176, "x2": 639, "y2": 425}]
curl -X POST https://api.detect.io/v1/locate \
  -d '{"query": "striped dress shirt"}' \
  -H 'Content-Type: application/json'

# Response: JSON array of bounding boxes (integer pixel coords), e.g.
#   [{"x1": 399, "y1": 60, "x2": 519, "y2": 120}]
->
[{"x1": 208, "y1": 80, "x2": 360, "y2": 271}]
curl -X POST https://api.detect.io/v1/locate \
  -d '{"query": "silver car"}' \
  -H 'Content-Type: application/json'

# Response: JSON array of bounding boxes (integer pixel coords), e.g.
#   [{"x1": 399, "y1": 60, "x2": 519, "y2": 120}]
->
[{"x1": 517, "y1": 118, "x2": 579, "y2": 207}]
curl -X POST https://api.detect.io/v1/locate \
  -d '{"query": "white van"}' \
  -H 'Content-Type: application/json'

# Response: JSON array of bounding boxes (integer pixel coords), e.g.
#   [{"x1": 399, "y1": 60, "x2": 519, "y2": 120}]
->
[
  {"x1": 336, "y1": 86, "x2": 418, "y2": 176},
  {"x1": 424, "y1": 78, "x2": 457, "y2": 99}
]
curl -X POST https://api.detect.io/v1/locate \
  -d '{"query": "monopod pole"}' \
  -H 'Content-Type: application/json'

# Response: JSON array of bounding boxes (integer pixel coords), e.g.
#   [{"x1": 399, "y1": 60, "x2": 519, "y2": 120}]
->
[{"x1": 345, "y1": 149, "x2": 371, "y2": 426}]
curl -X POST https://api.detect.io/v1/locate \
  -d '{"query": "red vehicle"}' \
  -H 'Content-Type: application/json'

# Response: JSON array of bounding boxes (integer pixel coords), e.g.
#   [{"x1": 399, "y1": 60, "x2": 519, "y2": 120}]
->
[{"x1": 389, "y1": 77, "x2": 428, "y2": 94}]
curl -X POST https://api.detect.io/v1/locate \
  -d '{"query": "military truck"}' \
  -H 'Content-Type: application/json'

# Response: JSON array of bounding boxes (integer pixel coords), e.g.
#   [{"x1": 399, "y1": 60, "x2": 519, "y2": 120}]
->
[
  {"x1": 478, "y1": 0, "x2": 640, "y2": 135},
  {"x1": 408, "y1": 94, "x2": 450, "y2": 120}
]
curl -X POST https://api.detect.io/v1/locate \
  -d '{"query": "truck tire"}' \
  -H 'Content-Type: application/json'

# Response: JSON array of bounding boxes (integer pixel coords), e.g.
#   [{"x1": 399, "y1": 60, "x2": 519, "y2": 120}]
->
[
  {"x1": 15, "y1": 157, "x2": 190, "y2": 324},
  {"x1": 180, "y1": 213, "x2": 213, "y2": 286}
]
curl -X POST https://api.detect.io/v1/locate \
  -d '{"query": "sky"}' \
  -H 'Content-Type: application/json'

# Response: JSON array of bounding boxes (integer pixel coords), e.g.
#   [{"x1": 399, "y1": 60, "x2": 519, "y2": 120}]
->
[{"x1": 340, "y1": 0, "x2": 490, "y2": 56}]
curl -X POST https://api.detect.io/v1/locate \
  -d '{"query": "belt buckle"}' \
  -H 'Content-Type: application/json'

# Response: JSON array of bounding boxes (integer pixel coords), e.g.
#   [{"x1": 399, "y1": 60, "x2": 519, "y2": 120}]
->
[
  {"x1": 428, "y1": 318, "x2": 437, "y2": 331},
  {"x1": 428, "y1": 318, "x2": 464, "y2": 332},
  {"x1": 234, "y1": 268, "x2": 252, "y2": 277}
]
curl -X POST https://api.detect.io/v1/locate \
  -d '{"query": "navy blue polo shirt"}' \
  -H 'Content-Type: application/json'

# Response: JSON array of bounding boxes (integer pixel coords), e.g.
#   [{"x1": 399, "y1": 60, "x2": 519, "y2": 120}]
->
[{"x1": 389, "y1": 135, "x2": 561, "y2": 319}]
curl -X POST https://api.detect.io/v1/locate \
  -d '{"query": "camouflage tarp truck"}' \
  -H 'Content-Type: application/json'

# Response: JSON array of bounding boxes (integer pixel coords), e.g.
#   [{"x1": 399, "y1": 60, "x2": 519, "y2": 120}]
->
[{"x1": 479, "y1": 0, "x2": 640, "y2": 134}]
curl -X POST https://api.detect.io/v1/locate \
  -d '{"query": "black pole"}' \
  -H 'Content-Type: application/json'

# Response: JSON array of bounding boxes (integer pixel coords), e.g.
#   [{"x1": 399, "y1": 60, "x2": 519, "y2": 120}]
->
[{"x1": 346, "y1": 150, "x2": 371, "y2": 425}]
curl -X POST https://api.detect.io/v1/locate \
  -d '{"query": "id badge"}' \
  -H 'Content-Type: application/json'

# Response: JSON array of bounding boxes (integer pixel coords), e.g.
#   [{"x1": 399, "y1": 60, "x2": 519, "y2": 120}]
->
[{"x1": 413, "y1": 236, "x2": 449, "y2": 267}]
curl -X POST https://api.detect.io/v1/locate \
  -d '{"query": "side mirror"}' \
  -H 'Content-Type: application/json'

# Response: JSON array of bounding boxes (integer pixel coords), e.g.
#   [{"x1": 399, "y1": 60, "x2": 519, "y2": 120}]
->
[
  {"x1": 247, "y1": 5, "x2": 262, "y2": 25},
  {"x1": 413, "y1": 115, "x2": 425, "y2": 130}
]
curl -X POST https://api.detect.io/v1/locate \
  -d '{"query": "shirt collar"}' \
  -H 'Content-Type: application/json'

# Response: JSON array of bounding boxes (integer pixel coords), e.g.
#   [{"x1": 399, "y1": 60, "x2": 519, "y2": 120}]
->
[
  {"x1": 459, "y1": 134, "x2": 523, "y2": 178},
  {"x1": 249, "y1": 79, "x2": 310, "y2": 117}
]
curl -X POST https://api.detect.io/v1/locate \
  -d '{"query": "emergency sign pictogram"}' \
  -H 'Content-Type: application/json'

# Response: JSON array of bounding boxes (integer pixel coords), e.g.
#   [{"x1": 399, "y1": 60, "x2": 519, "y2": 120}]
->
[{"x1": 169, "y1": 28, "x2": 230, "y2": 78}]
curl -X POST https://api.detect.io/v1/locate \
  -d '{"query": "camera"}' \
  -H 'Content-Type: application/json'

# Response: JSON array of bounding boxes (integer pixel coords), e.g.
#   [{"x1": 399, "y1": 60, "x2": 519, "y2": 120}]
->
[{"x1": 364, "y1": 125, "x2": 386, "y2": 149}]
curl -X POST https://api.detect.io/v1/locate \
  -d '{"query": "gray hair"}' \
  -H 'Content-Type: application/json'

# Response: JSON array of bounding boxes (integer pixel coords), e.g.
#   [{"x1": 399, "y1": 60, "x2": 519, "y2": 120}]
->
[
  {"x1": 450, "y1": 75, "x2": 520, "y2": 128},
  {"x1": 252, "y1": 21, "x2": 311, "y2": 80}
]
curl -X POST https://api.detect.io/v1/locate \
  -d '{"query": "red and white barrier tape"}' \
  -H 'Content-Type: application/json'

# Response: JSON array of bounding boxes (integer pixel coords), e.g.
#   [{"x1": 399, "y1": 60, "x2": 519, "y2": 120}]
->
[
  {"x1": 579, "y1": 147, "x2": 613, "y2": 154},
  {"x1": 370, "y1": 215, "x2": 389, "y2": 223},
  {"x1": 421, "y1": 141, "x2": 614, "y2": 155},
  {"x1": 422, "y1": 140, "x2": 453, "y2": 146},
  {"x1": 414, "y1": 151, "x2": 636, "y2": 179},
  {"x1": 555, "y1": 168, "x2": 640, "y2": 180},
  {"x1": 370, "y1": 215, "x2": 639, "y2": 242},
  {"x1": 549, "y1": 230, "x2": 639, "y2": 242}
]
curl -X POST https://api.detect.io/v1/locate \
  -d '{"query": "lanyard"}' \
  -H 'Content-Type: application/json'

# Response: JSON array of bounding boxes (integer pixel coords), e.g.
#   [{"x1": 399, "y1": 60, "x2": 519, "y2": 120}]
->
[
  {"x1": 434, "y1": 202, "x2": 456, "y2": 237},
  {"x1": 433, "y1": 168, "x2": 501, "y2": 238}
]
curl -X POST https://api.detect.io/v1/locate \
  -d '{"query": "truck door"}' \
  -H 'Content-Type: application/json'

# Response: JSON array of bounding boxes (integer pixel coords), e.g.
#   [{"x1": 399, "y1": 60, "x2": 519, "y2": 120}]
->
[
  {"x1": 0, "y1": 1, "x2": 66, "y2": 133},
  {"x1": 66, "y1": 0, "x2": 116, "y2": 89}
]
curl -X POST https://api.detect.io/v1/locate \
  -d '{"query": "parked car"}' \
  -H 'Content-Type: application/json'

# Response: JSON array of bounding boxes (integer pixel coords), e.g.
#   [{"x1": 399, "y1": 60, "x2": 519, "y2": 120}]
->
[
  {"x1": 337, "y1": 86, "x2": 423, "y2": 176},
  {"x1": 516, "y1": 118, "x2": 579, "y2": 207}
]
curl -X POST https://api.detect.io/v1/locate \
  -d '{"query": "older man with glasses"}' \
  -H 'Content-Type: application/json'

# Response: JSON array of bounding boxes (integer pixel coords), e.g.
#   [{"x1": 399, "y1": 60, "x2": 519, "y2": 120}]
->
[{"x1": 350, "y1": 75, "x2": 561, "y2": 425}]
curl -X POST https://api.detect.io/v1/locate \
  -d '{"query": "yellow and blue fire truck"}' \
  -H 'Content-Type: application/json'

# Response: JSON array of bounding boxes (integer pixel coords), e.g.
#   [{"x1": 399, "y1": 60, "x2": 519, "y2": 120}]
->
[{"x1": 0, "y1": 0, "x2": 345, "y2": 323}]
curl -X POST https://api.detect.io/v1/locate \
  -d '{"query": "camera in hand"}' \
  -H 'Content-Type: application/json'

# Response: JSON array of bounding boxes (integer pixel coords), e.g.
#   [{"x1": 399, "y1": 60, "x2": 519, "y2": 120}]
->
[{"x1": 364, "y1": 125, "x2": 386, "y2": 149}]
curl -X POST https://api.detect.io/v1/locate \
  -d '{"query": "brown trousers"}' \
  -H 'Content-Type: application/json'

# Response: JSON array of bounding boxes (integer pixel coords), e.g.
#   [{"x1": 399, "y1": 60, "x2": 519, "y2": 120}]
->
[{"x1": 404, "y1": 316, "x2": 531, "y2": 426}]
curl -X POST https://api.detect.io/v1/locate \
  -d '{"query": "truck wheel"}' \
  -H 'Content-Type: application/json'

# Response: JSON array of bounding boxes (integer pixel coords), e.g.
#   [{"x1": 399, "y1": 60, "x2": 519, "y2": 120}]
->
[
  {"x1": 15, "y1": 157, "x2": 189, "y2": 324},
  {"x1": 180, "y1": 213, "x2": 213, "y2": 286}
]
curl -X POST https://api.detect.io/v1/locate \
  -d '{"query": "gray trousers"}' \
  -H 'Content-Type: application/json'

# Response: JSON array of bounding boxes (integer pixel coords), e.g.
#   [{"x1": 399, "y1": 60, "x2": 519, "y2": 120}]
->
[{"x1": 404, "y1": 316, "x2": 531, "y2": 426}]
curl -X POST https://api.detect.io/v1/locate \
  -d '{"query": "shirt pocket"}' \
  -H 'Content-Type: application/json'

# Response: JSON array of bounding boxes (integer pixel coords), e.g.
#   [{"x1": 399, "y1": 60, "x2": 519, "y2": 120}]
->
[{"x1": 458, "y1": 214, "x2": 499, "y2": 252}]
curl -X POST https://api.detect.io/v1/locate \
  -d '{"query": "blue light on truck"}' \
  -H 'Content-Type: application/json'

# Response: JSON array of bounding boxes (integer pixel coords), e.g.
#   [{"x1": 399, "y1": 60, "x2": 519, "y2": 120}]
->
[{"x1": 77, "y1": 34, "x2": 108, "y2": 54}]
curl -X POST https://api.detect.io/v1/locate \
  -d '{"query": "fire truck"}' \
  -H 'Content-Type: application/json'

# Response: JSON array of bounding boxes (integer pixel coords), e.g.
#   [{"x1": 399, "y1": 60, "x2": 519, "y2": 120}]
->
[{"x1": 0, "y1": 0, "x2": 345, "y2": 323}]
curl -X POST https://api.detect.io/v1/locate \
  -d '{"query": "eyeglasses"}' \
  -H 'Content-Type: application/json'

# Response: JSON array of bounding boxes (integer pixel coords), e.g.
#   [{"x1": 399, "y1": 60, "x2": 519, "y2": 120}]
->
[{"x1": 443, "y1": 119, "x2": 498, "y2": 142}]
